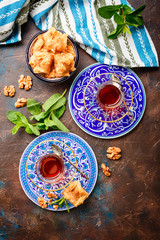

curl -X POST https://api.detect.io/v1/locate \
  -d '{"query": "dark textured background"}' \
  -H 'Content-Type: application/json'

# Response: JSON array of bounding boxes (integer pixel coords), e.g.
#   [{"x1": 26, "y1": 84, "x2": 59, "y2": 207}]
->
[{"x1": 0, "y1": 0, "x2": 160, "y2": 239}]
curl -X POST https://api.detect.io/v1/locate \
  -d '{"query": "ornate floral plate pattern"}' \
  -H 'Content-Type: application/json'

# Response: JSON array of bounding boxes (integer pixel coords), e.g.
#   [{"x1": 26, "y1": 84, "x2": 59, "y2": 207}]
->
[
  {"x1": 69, "y1": 63, "x2": 146, "y2": 138},
  {"x1": 19, "y1": 131, "x2": 98, "y2": 211}
]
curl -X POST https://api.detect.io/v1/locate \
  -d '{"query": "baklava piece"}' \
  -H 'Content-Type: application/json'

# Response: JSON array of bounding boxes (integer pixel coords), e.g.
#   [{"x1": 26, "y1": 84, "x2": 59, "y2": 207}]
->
[
  {"x1": 32, "y1": 35, "x2": 44, "y2": 54},
  {"x1": 47, "y1": 53, "x2": 75, "y2": 78},
  {"x1": 62, "y1": 181, "x2": 89, "y2": 207},
  {"x1": 43, "y1": 27, "x2": 68, "y2": 53},
  {"x1": 29, "y1": 51, "x2": 54, "y2": 74}
]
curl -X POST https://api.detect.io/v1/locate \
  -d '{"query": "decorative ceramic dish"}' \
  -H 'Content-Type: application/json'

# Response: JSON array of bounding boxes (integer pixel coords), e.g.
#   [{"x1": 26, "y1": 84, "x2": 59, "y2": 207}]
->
[
  {"x1": 19, "y1": 131, "x2": 98, "y2": 211},
  {"x1": 69, "y1": 63, "x2": 146, "y2": 139}
]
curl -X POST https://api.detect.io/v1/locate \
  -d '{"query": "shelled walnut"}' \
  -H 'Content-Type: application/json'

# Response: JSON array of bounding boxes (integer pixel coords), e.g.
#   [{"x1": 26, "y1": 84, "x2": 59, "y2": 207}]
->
[
  {"x1": 4, "y1": 85, "x2": 15, "y2": 97},
  {"x1": 18, "y1": 75, "x2": 32, "y2": 90},
  {"x1": 53, "y1": 205, "x2": 58, "y2": 210},
  {"x1": 15, "y1": 98, "x2": 27, "y2": 108},
  {"x1": 107, "y1": 147, "x2": 121, "y2": 160},
  {"x1": 48, "y1": 199, "x2": 53, "y2": 205},
  {"x1": 47, "y1": 192, "x2": 58, "y2": 199},
  {"x1": 37, "y1": 197, "x2": 47, "y2": 209},
  {"x1": 101, "y1": 163, "x2": 111, "y2": 177}
]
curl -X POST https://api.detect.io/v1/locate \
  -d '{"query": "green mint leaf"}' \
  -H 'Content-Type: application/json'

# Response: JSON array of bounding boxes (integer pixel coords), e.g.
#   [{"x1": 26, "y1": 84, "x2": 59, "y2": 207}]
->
[
  {"x1": 98, "y1": 8, "x2": 118, "y2": 19},
  {"x1": 16, "y1": 112, "x2": 28, "y2": 125},
  {"x1": 108, "y1": 24, "x2": 124, "y2": 39},
  {"x1": 108, "y1": 28, "x2": 117, "y2": 36},
  {"x1": 44, "y1": 116, "x2": 56, "y2": 128},
  {"x1": 54, "y1": 105, "x2": 65, "y2": 119},
  {"x1": 98, "y1": 5, "x2": 123, "y2": 19},
  {"x1": 7, "y1": 111, "x2": 32, "y2": 135},
  {"x1": 98, "y1": 4, "x2": 122, "y2": 12},
  {"x1": 12, "y1": 124, "x2": 23, "y2": 135},
  {"x1": 35, "y1": 122, "x2": 46, "y2": 130},
  {"x1": 27, "y1": 98, "x2": 41, "y2": 115},
  {"x1": 114, "y1": 13, "x2": 124, "y2": 24},
  {"x1": 42, "y1": 89, "x2": 67, "y2": 111},
  {"x1": 126, "y1": 22, "x2": 139, "y2": 27},
  {"x1": 58, "y1": 197, "x2": 65, "y2": 206},
  {"x1": 122, "y1": 26, "x2": 126, "y2": 34},
  {"x1": 25, "y1": 123, "x2": 40, "y2": 136},
  {"x1": 51, "y1": 197, "x2": 64, "y2": 205},
  {"x1": 126, "y1": 15, "x2": 144, "y2": 27},
  {"x1": 122, "y1": 5, "x2": 133, "y2": 14},
  {"x1": 51, "y1": 126, "x2": 59, "y2": 130},
  {"x1": 30, "y1": 111, "x2": 49, "y2": 121},
  {"x1": 42, "y1": 93, "x2": 61, "y2": 111},
  {"x1": 51, "y1": 112, "x2": 69, "y2": 132},
  {"x1": 127, "y1": 4, "x2": 146, "y2": 17},
  {"x1": 25, "y1": 125, "x2": 33, "y2": 134},
  {"x1": 6, "y1": 111, "x2": 19, "y2": 124},
  {"x1": 103, "y1": 4, "x2": 123, "y2": 11},
  {"x1": 124, "y1": 25, "x2": 132, "y2": 34},
  {"x1": 6, "y1": 111, "x2": 28, "y2": 126},
  {"x1": 49, "y1": 97, "x2": 66, "y2": 112},
  {"x1": 30, "y1": 96, "x2": 66, "y2": 121}
]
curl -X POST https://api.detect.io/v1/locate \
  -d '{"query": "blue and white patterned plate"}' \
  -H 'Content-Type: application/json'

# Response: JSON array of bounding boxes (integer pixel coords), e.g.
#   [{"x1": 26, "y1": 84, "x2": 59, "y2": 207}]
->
[
  {"x1": 19, "y1": 131, "x2": 98, "y2": 211},
  {"x1": 69, "y1": 63, "x2": 146, "y2": 139}
]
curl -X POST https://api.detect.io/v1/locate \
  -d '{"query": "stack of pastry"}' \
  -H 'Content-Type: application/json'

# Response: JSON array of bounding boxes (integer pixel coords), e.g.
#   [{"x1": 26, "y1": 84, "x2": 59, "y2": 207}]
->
[{"x1": 29, "y1": 27, "x2": 76, "y2": 78}]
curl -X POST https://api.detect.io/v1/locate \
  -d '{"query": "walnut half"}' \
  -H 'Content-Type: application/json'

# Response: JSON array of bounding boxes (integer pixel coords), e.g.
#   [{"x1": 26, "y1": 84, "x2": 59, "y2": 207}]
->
[
  {"x1": 4, "y1": 85, "x2": 15, "y2": 97},
  {"x1": 47, "y1": 192, "x2": 58, "y2": 199},
  {"x1": 18, "y1": 75, "x2": 32, "y2": 91},
  {"x1": 107, "y1": 147, "x2": 121, "y2": 160},
  {"x1": 101, "y1": 163, "x2": 111, "y2": 177},
  {"x1": 48, "y1": 199, "x2": 53, "y2": 205},
  {"x1": 53, "y1": 205, "x2": 59, "y2": 210},
  {"x1": 37, "y1": 197, "x2": 47, "y2": 209},
  {"x1": 15, "y1": 98, "x2": 27, "y2": 108}
]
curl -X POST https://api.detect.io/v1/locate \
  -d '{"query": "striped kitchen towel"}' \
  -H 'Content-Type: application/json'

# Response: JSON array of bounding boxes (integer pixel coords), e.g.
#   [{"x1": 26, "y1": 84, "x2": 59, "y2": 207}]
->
[{"x1": 0, "y1": 0, "x2": 158, "y2": 67}]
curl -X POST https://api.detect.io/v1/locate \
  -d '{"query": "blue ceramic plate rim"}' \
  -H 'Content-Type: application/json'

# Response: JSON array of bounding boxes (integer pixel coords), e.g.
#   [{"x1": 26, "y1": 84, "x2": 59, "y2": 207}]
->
[
  {"x1": 19, "y1": 131, "x2": 98, "y2": 211},
  {"x1": 69, "y1": 63, "x2": 146, "y2": 139},
  {"x1": 26, "y1": 30, "x2": 79, "y2": 83}
]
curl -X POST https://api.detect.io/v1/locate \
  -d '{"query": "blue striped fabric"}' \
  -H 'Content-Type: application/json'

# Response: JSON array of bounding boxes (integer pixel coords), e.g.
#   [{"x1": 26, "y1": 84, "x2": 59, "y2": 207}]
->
[
  {"x1": 2, "y1": 23, "x2": 20, "y2": 44},
  {"x1": 0, "y1": 0, "x2": 158, "y2": 67},
  {"x1": 36, "y1": 18, "x2": 42, "y2": 30},
  {"x1": 32, "y1": 7, "x2": 53, "y2": 24},
  {"x1": 0, "y1": 1, "x2": 26, "y2": 26},
  {"x1": 120, "y1": 0, "x2": 157, "y2": 67},
  {"x1": 88, "y1": 0, "x2": 113, "y2": 64}
]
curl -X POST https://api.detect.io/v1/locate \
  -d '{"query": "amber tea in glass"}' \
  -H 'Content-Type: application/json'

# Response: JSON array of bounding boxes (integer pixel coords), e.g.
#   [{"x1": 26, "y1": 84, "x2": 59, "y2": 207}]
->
[
  {"x1": 36, "y1": 153, "x2": 64, "y2": 183},
  {"x1": 96, "y1": 78, "x2": 123, "y2": 110}
]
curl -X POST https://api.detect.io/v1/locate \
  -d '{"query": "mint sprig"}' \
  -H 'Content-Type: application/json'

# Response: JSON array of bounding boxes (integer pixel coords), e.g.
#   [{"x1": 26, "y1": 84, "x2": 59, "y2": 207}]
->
[
  {"x1": 6, "y1": 89, "x2": 69, "y2": 136},
  {"x1": 98, "y1": 4, "x2": 146, "y2": 39},
  {"x1": 51, "y1": 197, "x2": 70, "y2": 213}
]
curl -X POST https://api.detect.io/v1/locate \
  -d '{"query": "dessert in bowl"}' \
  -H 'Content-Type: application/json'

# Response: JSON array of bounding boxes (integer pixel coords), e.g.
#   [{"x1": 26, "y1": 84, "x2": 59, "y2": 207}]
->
[{"x1": 26, "y1": 27, "x2": 79, "y2": 83}]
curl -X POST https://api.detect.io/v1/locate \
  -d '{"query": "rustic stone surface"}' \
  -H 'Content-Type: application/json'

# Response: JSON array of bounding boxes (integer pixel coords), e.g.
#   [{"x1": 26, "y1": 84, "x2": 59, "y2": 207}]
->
[{"x1": 0, "y1": 1, "x2": 160, "y2": 239}]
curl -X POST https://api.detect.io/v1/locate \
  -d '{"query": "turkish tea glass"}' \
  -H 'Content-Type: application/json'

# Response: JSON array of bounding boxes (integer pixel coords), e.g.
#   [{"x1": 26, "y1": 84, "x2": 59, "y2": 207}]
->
[{"x1": 96, "y1": 76, "x2": 124, "y2": 110}]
